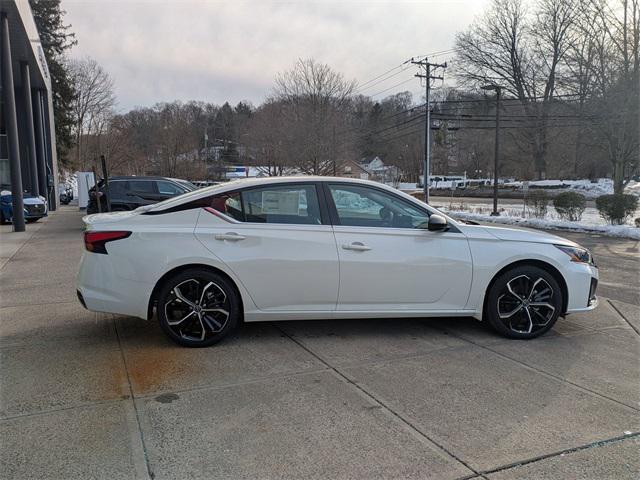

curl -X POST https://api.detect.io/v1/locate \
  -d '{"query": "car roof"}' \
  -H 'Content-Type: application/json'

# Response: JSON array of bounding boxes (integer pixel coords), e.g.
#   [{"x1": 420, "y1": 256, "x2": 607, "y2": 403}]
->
[
  {"x1": 108, "y1": 176, "x2": 179, "y2": 181},
  {"x1": 142, "y1": 175, "x2": 458, "y2": 226}
]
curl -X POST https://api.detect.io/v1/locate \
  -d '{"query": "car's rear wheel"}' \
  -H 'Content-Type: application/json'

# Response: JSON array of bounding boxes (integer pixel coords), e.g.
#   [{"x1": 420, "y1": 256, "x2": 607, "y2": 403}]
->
[
  {"x1": 157, "y1": 269, "x2": 240, "y2": 347},
  {"x1": 485, "y1": 265, "x2": 562, "y2": 339}
]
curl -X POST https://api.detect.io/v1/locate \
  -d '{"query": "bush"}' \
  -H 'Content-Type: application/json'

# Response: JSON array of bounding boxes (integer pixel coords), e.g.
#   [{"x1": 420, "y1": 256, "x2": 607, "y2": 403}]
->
[
  {"x1": 525, "y1": 190, "x2": 550, "y2": 218},
  {"x1": 553, "y1": 191, "x2": 586, "y2": 221},
  {"x1": 595, "y1": 194, "x2": 639, "y2": 225}
]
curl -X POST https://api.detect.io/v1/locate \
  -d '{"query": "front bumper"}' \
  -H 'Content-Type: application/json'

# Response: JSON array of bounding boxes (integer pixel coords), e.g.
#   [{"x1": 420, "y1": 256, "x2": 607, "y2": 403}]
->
[
  {"x1": 565, "y1": 263, "x2": 599, "y2": 314},
  {"x1": 24, "y1": 203, "x2": 47, "y2": 218}
]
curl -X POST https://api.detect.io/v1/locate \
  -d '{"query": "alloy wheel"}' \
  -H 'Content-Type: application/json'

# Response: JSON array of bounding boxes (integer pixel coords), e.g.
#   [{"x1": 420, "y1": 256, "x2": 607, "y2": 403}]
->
[
  {"x1": 496, "y1": 274, "x2": 556, "y2": 334},
  {"x1": 164, "y1": 278, "x2": 230, "y2": 342}
]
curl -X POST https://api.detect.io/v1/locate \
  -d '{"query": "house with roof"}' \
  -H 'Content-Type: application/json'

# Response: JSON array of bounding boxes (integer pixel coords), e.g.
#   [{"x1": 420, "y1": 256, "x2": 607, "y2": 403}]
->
[{"x1": 339, "y1": 156, "x2": 402, "y2": 182}]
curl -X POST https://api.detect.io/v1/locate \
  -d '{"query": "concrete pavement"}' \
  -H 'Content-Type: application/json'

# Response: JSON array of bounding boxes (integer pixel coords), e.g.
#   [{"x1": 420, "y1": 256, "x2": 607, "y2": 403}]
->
[{"x1": 1, "y1": 208, "x2": 638, "y2": 479}]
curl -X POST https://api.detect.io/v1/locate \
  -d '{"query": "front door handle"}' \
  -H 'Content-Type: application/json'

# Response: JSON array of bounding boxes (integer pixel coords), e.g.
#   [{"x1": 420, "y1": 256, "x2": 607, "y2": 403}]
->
[
  {"x1": 342, "y1": 242, "x2": 371, "y2": 252},
  {"x1": 214, "y1": 232, "x2": 246, "y2": 242}
]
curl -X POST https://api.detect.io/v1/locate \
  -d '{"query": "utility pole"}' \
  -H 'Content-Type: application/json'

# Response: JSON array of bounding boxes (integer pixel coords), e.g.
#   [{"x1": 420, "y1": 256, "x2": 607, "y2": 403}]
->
[
  {"x1": 481, "y1": 84, "x2": 502, "y2": 216},
  {"x1": 412, "y1": 57, "x2": 447, "y2": 204}
]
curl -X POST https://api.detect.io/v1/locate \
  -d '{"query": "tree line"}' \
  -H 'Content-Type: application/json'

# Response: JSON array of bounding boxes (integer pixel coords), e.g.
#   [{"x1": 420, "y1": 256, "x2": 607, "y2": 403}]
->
[{"x1": 33, "y1": 0, "x2": 638, "y2": 194}]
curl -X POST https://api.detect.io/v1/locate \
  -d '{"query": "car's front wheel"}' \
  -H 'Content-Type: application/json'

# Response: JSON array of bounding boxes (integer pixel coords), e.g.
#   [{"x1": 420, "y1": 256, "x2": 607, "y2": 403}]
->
[
  {"x1": 485, "y1": 265, "x2": 563, "y2": 339},
  {"x1": 157, "y1": 269, "x2": 240, "y2": 347}
]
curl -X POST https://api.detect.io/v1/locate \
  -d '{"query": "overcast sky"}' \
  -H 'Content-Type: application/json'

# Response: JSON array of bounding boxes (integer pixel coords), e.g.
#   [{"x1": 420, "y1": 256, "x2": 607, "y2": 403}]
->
[{"x1": 63, "y1": 0, "x2": 490, "y2": 112}]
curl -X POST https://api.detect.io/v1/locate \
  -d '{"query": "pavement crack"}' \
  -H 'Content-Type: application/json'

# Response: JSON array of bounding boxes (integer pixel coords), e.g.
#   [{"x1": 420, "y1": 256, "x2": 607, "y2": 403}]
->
[
  {"x1": 114, "y1": 317, "x2": 155, "y2": 480},
  {"x1": 271, "y1": 323, "x2": 482, "y2": 478},
  {"x1": 607, "y1": 299, "x2": 640, "y2": 336},
  {"x1": 477, "y1": 432, "x2": 640, "y2": 476},
  {"x1": 434, "y1": 326, "x2": 640, "y2": 412}
]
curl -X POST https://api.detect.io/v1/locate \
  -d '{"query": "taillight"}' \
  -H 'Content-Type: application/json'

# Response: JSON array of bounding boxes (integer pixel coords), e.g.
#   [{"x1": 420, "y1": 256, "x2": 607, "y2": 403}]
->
[{"x1": 84, "y1": 231, "x2": 131, "y2": 254}]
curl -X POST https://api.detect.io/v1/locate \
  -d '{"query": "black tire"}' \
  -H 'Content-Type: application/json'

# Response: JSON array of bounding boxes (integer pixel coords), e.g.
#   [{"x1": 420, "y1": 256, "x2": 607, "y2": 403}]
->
[
  {"x1": 485, "y1": 265, "x2": 563, "y2": 339},
  {"x1": 157, "y1": 269, "x2": 240, "y2": 347}
]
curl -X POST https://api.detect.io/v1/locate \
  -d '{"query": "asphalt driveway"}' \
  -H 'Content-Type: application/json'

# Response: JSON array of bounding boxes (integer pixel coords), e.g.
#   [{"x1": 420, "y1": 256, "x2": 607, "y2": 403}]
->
[{"x1": 1, "y1": 208, "x2": 638, "y2": 479}]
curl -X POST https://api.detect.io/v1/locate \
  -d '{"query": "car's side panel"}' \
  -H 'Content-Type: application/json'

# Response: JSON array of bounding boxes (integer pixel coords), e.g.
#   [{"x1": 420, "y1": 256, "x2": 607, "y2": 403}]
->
[
  {"x1": 332, "y1": 226, "x2": 473, "y2": 311},
  {"x1": 77, "y1": 209, "x2": 259, "y2": 319},
  {"x1": 195, "y1": 209, "x2": 340, "y2": 311},
  {"x1": 462, "y1": 226, "x2": 599, "y2": 318}
]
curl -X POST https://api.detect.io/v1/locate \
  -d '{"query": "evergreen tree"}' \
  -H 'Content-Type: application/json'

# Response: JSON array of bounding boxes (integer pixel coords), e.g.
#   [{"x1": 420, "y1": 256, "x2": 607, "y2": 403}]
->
[{"x1": 29, "y1": 0, "x2": 76, "y2": 166}]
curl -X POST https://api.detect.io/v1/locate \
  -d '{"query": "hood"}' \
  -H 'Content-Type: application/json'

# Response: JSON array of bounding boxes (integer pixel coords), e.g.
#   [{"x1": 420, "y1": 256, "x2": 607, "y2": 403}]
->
[
  {"x1": 1, "y1": 192, "x2": 45, "y2": 203},
  {"x1": 23, "y1": 196, "x2": 45, "y2": 205},
  {"x1": 480, "y1": 224, "x2": 578, "y2": 247}
]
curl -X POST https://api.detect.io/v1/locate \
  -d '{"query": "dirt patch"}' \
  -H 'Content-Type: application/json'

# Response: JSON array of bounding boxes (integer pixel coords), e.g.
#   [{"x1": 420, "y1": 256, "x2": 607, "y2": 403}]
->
[{"x1": 126, "y1": 344, "x2": 190, "y2": 395}]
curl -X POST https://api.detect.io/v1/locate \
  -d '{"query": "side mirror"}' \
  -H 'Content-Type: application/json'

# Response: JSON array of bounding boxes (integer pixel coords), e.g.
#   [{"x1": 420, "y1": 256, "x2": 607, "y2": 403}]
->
[{"x1": 427, "y1": 214, "x2": 448, "y2": 232}]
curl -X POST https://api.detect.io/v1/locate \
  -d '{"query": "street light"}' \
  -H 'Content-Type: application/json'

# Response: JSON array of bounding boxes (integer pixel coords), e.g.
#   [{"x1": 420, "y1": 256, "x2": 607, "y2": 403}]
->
[{"x1": 481, "y1": 84, "x2": 502, "y2": 216}]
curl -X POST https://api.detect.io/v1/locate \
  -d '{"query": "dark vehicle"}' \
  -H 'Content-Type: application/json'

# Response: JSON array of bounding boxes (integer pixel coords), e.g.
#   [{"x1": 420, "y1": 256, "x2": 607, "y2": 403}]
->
[
  {"x1": 87, "y1": 176, "x2": 196, "y2": 214},
  {"x1": 59, "y1": 184, "x2": 74, "y2": 205}
]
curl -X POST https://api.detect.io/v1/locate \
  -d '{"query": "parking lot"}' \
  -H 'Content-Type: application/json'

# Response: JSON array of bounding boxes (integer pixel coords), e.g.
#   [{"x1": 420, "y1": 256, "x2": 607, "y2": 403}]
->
[{"x1": 1, "y1": 208, "x2": 638, "y2": 479}]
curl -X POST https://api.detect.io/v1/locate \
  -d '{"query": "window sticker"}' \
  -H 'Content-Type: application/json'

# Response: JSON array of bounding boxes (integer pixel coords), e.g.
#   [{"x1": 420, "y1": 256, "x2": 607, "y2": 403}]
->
[{"x1": 261, "y1": 190, "x2": 301, "y2": 214}]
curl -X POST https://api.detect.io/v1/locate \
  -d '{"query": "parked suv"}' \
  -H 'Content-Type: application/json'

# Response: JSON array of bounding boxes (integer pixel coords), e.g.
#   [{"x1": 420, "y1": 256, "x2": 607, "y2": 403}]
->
[{"x1": 87, "y1": 176, "x2": 196, "y2": 214}]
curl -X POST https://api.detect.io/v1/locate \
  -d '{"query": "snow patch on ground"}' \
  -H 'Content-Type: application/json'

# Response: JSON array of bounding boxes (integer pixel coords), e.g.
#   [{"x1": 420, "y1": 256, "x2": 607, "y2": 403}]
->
[
  {"x1": 447, "y1": 210, "x2": 640, "y2": 240},
  {"x1": 503, "y1": 178, "x2": 640, "y2": 198}
]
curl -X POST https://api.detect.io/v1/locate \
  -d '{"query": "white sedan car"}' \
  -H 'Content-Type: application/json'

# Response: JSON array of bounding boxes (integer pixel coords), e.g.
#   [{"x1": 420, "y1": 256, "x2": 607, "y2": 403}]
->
[{"x1": 77, "y1": 177, "x2": 598, "y2": 347}]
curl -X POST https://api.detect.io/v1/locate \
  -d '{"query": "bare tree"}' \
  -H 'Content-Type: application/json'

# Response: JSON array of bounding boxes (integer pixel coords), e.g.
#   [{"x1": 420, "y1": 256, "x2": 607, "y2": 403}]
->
[
  {"x1": 578, "y1": 0, "x2": 639, "y2": 192},
  {"x1": 272, "y1": 58, "x2": 357, "y2": 175},
  {"x1": 455, "y1": 0, "x2": 579, "y2": 179},
  {"x1": 69, "y1": 57, "x2": 116, "y2": 170}
]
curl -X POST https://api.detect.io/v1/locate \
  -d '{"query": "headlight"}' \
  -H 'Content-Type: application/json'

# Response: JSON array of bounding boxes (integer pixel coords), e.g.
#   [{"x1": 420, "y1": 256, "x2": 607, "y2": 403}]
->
[{"x1": 555, "y1": 245, "x2": 594, "y2": 265}]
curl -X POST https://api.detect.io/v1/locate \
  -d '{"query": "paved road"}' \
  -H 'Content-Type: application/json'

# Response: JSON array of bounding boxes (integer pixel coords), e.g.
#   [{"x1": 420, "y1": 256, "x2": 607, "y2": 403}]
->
[
  {"x1": 1, "y1": 208, "x2": 638, "y2": 480},
  {"x1": 559, "y1": 231, "x2": 640, "y2": 306}
]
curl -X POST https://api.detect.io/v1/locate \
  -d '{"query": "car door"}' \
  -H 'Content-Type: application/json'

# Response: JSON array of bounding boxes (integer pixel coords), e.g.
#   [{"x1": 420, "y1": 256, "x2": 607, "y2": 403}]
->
[
  {"x1": 105, "y1": 180, "x2": 128, "y2": 210},
  {"x1": 126, "y1": 179, "x2": 161, "y2": 208},
  {"x1": 325, "y1": 183, "x2": 473, "y2": 312},
  {"x1": 195, "y1": 182, "x2": 339, "y2": 312}
]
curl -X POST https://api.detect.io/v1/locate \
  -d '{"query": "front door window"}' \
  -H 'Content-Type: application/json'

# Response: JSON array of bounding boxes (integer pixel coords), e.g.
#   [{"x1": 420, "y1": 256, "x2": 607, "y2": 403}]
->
[{"x1": 329, "y1": 184, "x2": 428, "y2": 228}]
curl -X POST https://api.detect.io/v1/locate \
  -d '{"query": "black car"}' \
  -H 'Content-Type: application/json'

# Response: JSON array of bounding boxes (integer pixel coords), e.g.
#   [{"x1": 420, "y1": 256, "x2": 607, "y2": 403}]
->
[{"x1": 87, "y1": 176, "x2": 197, "y2": 214}]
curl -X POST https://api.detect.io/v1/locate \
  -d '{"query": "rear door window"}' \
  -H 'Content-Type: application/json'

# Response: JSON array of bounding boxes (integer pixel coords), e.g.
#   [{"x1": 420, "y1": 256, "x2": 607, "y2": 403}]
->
[{"x1": 209, "y1": 184, "x2": 323, "y2": 225}]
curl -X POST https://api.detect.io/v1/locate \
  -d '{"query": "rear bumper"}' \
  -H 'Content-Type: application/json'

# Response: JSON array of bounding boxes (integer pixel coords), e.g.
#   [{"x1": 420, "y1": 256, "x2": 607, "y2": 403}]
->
[{"x1": 76, "y1": 250, "x2": 152, "y2": 319}]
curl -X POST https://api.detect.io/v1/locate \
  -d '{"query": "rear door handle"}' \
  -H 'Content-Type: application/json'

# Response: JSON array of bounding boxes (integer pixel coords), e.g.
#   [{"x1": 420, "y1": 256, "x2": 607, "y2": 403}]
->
[
  {"x1": 214, "y1": 232, "x2": 246, "y2": 242},
  {"x1": 342, "y1": 242, "x2": 371, "y2": 252}
]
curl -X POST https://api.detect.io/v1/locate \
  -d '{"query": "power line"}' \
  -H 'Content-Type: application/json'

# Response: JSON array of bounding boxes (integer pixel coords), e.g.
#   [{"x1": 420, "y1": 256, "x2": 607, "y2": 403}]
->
[
  {"x1": 355, "y1": 59, "x2": 412, "y2": 91},
  {"x1": 368, "y1": 77, "x2": 416, "y2": 98},
  {"x1": 353, "y1": 48, "x2": 459, "y2": 98},
  {"x1": 354, "y1": 65, "x2": 413, "y2": 94},
  {"x1": 331, "y1": 103, "x2": 427, "y2": 141},
  {"x1": 412, "y1": 56, "x2": 447, "y2": 203},
  {"x1": 429, "y1": 93, "x2": 584, "y2": 104}
]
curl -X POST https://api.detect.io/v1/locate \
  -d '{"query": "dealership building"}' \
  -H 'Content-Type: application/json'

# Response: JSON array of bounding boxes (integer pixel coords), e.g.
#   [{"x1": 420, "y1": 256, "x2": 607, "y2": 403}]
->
[{"x1": 1, "y1": 0, "x2": 59, "y2": 231}]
